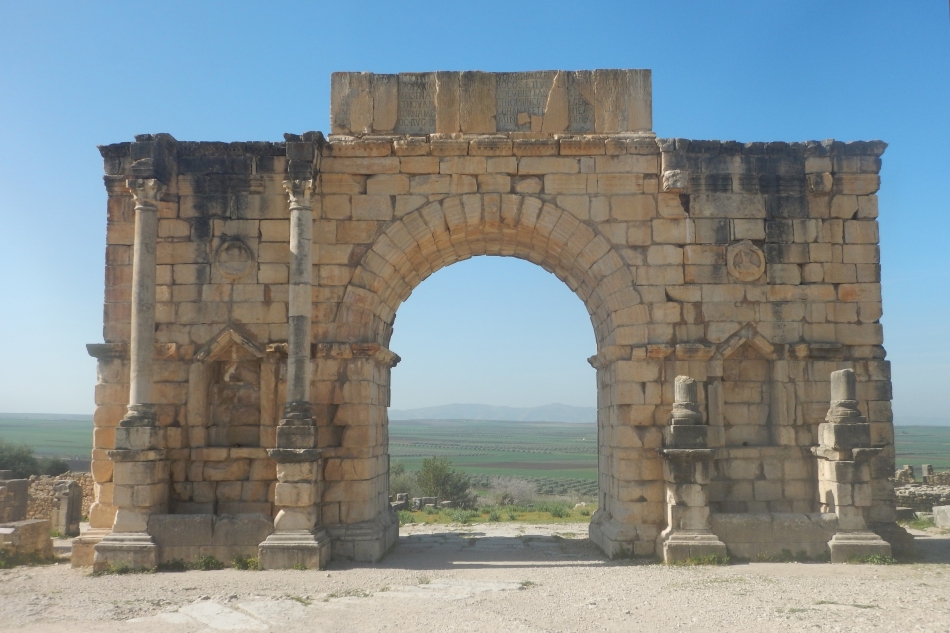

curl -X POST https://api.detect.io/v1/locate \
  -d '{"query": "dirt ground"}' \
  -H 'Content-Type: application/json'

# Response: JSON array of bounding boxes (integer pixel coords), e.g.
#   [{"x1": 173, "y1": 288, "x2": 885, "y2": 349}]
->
[{"x1": 2, "y1": 523, "x2": 950, "y2": 633}]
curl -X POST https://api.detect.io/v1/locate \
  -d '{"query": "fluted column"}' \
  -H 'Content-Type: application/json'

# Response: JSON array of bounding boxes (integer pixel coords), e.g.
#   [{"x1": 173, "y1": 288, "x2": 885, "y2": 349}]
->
[
  {"x1": 284, "y1": 178, "x2": 314, "y2": 419},
  {"x1": 123, "y1": 178, "x2": 164, "y2": 426}
]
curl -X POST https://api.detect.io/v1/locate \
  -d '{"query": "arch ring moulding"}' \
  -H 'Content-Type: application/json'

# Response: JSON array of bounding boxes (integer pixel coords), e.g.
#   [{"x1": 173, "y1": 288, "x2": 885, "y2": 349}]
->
[{"x1": 338, "y1": 194, "x2": 641, "y2": 350}]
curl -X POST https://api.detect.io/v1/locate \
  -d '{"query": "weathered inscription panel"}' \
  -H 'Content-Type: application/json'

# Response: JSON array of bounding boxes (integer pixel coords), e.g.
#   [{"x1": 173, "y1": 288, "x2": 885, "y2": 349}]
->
[
  {"x1": 495, "y1": 71, "x2": 555, "y2": 132},
  {"x1": 329, "y1": 70, "x2": 651, "y2": 134},
  {"x1": 395, "y1": 73, "x2": 436, "y2": 134}
]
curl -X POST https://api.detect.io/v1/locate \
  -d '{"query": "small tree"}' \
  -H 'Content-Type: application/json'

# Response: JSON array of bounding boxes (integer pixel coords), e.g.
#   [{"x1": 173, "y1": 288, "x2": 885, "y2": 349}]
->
[
  {"x1": 389, "y1": 461, "x2": 419, "y2": 498},
  {"x1": 416, "y1": 457, "x2": 474, "y2": 507},
  {"x1": 0, "y1": 440, "x2": 40, "y2": 478}
]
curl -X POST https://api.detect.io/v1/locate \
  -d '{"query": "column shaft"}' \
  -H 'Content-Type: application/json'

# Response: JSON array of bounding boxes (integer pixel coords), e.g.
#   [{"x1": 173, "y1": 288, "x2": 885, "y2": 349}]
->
[
  {"x1": 125, "y1": 179, "x2": 163, "y2": 422},
  {"x1": 284, "y1": 179, "x2": 314, "y2": 409}
]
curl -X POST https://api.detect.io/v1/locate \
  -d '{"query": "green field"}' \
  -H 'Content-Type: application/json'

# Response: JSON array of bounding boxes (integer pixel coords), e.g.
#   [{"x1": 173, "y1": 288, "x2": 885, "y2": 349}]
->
[
  {"x1": 893, "y1": 426, "x2": 950, "y2": 470},
  {"x1": 0, "y1": 416, "x2": 93, "y2": 460},
  {"x1": 2, "y1": 414, "x2": 950, "y2": 477},
  {"x1": 390, "y1": 419, "x2": 598, "y2": 480}
]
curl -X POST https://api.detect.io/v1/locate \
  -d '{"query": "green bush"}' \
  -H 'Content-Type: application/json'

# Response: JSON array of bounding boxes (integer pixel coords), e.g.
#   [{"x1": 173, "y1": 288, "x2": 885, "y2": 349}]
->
[
  {"x1": 450, "y1": 510, "x2": 478, "y2": 524},
  {"x1": 389, "y1": 462, "x2": 420, "y2": 498},
  {"x1": 488, "y1": 509, "x2": 501, "y2": 522},
  {"x1": 232, "y1": 556, "x2": 259, "y2": 570},
  {"x1": 416, "y1": 457, "x2": 474, "y2": 507},
  {"x1": 398, "y1": 510, "x2": 415, "y2": 525},
  {"x1": 0, "y1": 439, "x2": 71, "y2": 478},
  {"x1": 192, "y1": 555, "x2": 225, "y2": 571}
]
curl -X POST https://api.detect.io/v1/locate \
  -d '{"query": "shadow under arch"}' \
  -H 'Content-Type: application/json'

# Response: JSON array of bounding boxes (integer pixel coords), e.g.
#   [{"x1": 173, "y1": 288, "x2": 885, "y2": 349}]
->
[{"x1": 321, "y1": 194, "x2": 653, "y2": 562}]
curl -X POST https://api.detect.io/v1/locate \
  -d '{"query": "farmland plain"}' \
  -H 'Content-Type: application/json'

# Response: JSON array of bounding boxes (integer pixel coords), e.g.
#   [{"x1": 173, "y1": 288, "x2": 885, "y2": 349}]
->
[{"x1": 2, "y1": 415, "x2": 950, "y2": 476}]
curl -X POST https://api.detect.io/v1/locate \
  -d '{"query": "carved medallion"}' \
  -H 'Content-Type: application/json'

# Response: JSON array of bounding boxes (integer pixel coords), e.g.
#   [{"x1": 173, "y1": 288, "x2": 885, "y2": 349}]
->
[
  {"x1": 726, "y1": 240, "x2": 765, "y2": 282},
  {"x1": 214, "y1": 239, "x2": 253, "y2": 278}
]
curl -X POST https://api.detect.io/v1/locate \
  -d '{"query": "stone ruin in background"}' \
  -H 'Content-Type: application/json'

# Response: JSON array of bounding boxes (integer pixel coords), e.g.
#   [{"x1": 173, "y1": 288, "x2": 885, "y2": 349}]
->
[{"x1": 75, "y1": 69, "x2": 911, "y2": 569}]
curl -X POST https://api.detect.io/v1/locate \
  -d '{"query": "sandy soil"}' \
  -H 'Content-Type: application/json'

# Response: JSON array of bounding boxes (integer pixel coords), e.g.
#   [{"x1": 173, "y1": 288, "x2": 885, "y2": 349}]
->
[{"x1": 3, "y1": 522, "x2": 950, "y2": 633}]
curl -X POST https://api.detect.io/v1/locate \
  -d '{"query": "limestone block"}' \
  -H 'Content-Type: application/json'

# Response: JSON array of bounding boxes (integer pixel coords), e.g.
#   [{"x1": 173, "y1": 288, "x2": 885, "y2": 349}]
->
[
  {"x1": 277, "y1": 462, "x2": 318, "y2": 483},
  {"x1": 274, "y1": 507, "x2": 318, "y2": 531},
  {"x1": 520, "y1": 157, "x2": 579, "y2": 175},
  {"x1": 113, "y1": 461, "x2": 168, "y2": 486},
  {"x1": 215, "y1": 481, "x2": 243, "y2": 502},
  {"x1": 203, "y1": 459, "x2": 250, "y2": 482},
  {"x1": 934, "y1": 505, "x2": 950, "y2": 528},
  {"x1": 458, "y1": 71, "x2": 496, "y2": 133},
  {"x1": 366, "y1": 175, "x2": 409, "y2": 195},
  {"x1": 833, "y1": 174, "x2": 880, "y2": 195},
  {"x1": 212, "y1": 513, "x2": 273, "y2": 546},
  {"x1": 275, "y1": 482, "x2": 315, "y2": 507},
  {"x1": 149, "y1": 513, "x2": 213, "y2": 547}
]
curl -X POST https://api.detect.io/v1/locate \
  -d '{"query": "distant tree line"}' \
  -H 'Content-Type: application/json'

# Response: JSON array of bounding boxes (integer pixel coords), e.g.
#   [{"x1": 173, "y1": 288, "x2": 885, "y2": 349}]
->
[{"x1": 0, "y1": 439, "x2": 71, "y2": 479}]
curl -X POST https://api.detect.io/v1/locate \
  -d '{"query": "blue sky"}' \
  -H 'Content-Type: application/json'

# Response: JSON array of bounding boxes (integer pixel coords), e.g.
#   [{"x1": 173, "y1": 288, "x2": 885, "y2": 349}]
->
[{"x1": 0, "y1": 1, "x2": 947, "y2": 422}]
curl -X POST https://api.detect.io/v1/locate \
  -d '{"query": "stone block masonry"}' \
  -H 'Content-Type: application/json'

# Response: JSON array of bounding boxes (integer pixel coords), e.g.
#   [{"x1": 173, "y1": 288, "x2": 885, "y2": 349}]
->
[{"x1": 77, "y1": 69, "x2": 906, "y2": 568}]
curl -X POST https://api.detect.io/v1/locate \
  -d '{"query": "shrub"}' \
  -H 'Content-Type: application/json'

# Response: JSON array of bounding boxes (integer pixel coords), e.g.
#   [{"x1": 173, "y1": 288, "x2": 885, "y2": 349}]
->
[
  {"x1": 232, "y1": 556, "x2": 259, "y2": 570},
  {"x1": 0, "y1": 440, "x2": 70, "y2": 478},
  {"x1": 488, "y1": 509, "x2": 501, "y2": 522},
  {"x1": 191, "y1": 555, "x2": 225, "y2": 571},
  {"x1": 398, "y1": 510, "x2": 415, "y2": 525},
  {"x1": 416, "y1": 457, "x2": 474, "y2": 508},
  {"x1": 450, "y1": 510, "x2": 478, "y2": 524},
  {"x1": 0, "y1": 440, "x2": 39, "y2": 479},
  {"x1": 389, "y1": 461, "x2": 420, "y2": 498}
]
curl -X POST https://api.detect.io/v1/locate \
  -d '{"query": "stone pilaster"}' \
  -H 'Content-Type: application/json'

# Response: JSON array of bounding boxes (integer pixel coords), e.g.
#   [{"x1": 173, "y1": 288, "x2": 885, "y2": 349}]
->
[
  {"x1": 813, "y1": 369, "x2": 892, "y2": 562},
  {"x1": 258, "y1": 173, "x2": 331, "y2": 569},
  {"x1": 656, "y1": 376, "x2": 727, "y2": 563},
  {"x1": 94, "y1": 178, "x2": 168, "y2": 571}
]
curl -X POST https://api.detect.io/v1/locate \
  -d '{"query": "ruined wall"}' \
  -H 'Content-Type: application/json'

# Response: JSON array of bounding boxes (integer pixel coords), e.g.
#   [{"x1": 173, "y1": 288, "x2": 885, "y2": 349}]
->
[{"x1": 26, "y1": 473, "x2": 94, "y2": 521}]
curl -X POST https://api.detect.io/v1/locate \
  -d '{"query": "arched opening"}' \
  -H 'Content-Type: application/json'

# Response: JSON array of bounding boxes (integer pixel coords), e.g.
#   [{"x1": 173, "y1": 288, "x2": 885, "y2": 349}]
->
[{"x1": 386, "y1": 255, "x2": 597, "y2": 526}]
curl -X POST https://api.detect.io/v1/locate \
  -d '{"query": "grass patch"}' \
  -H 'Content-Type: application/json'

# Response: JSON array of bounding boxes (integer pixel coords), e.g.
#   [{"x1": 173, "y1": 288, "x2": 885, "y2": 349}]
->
[
  {"x1": 154, "y1": 555, "x2": 226, "y2": 572},
  {"x1": 398, "y1": 510, "x2": 415, "y2": 525},
  {"x1": 450, "y1": 509, "x2": 479, "y2": 524},
  {"x1": 900, "y1": 516, "x2": 936, "y2": 531},
  {"x1": 418, "y1": 575, "x2": 431, "y2": 585},
  {"x1": 91, "y1": 562, "x2": 153, "y2": 576},
  {"x1": 519, "y1": 580, "x2": 538, "y2": 589},
  {"x1": 488, "y1": 509, "x2": 501, "y2": 522}
]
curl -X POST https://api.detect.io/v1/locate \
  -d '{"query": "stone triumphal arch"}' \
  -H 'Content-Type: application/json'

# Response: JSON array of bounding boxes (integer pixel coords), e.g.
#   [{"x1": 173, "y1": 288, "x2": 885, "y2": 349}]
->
[{"x1": 74, "y1": 70, "x2": 910, "y2": 569}]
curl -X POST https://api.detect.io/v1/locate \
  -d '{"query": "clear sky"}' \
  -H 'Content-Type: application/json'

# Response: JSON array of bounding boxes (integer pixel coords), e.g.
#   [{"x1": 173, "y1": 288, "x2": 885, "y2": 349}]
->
[{"x1": 0, "y1": 1, "x2": 947, "y2": 422}]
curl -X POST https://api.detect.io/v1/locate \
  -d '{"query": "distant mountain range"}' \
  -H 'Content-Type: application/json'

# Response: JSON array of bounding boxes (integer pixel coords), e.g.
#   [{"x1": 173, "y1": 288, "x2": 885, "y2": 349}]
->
[{"x1": 388, "y1": 403, "x2": 596, "y2": 423}]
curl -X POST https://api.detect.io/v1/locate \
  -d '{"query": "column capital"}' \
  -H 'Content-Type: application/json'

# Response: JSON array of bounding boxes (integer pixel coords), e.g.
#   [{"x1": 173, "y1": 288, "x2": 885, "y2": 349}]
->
[
  {"x1": 283, "y1": 179, "x2": 314, "y2": 211},
  {"x1": 126, "y1": 178, "x2": 165, "y2": 210}
]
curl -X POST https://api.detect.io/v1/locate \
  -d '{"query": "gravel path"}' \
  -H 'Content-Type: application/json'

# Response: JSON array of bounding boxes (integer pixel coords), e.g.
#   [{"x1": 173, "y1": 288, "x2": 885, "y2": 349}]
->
[{"x1": 2, "y1": 523, "x2": 949, "y2": 632}]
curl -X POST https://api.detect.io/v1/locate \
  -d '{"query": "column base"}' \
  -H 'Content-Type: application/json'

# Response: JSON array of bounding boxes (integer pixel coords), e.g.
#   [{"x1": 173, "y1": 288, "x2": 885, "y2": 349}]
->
[
  {"x1": 588, "y1": 512, "x2": 657, "y2": 558},
  {"x1": 258, "y1": 528, "x2": 331, "y2": 570},
  {"x1": 71, "y1": 528, "x2": 111, "y2": 568},
  {"x1": 93, "y1": 532, "x2": 158, "y2": 571},
  {"x1": 828, "y1": 531, "x2": 892, "y2": 563},
  {"x1": 325, "y1": 512, "x2": 398, "y2": 562},
  {"x1": 657, "y1": 529, "x2": 727, "y2": 564}
]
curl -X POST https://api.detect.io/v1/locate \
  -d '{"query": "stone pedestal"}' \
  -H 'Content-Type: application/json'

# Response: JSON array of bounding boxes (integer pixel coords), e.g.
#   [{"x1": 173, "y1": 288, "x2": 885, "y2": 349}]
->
[
  {"x1": 258, "y1": 443, "x2": 331, "y2": 569},
  {"x1": 813, "y1": 369, "x2": 892, "y2": 563},
  {"x1": 656, "y1": 377, "x2": 727, "y2": 563}
]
